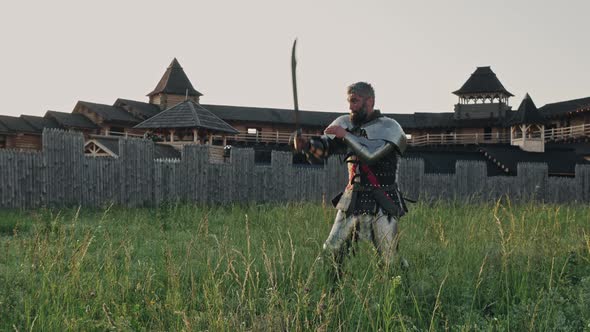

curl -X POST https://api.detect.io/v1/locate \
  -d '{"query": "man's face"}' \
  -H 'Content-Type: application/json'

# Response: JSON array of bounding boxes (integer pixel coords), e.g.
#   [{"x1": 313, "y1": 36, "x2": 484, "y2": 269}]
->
[{"x1": 348, "y1": 93, "x2": 372, "y2": 125}]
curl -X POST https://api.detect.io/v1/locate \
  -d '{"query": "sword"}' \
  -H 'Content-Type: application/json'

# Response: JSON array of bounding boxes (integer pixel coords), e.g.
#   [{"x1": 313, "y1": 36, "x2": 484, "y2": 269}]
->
[{"x1": 291, "y1": 38, "x2": 300, "y2": 134}]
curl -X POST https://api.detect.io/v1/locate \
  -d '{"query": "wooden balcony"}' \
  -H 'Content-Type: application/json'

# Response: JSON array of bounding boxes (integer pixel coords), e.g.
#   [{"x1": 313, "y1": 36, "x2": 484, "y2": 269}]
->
[
  {"x1": 407, "y1": 133, "x2": 511, "y2": 146},
  {"x1": 225, "y1": 132, "x2": 316, "y2": 145},
  {"x1": 102, "y1": 123, "x2": 590, "y2": 148}
]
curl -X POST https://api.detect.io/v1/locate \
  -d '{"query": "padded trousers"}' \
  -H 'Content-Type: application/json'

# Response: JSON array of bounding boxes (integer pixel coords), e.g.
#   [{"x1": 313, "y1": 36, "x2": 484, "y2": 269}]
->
[{"x1": 323, "y1": 209, "x2": 399, "y2": 267}]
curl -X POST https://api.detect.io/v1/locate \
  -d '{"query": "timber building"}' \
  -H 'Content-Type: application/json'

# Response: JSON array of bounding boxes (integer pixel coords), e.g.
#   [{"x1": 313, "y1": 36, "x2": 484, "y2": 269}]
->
[{"x1": 1, "y1": 58, "x2": 589, "y2": 175}]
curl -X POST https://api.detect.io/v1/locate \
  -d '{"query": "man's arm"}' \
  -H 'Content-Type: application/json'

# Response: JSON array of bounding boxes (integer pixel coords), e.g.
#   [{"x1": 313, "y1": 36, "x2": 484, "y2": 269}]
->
[
  {"x1": 325, "y1": 125, "x2": 398, "y2": 165},
  {"x1": 342, "y1": 134, "x2": 395, "y2": 165}
]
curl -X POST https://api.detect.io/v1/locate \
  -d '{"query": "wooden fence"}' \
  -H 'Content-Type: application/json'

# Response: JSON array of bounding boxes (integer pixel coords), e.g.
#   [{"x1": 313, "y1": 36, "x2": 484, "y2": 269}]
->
[{"x1": 0, "y1": 129, "x2": 589, "y2": 209}]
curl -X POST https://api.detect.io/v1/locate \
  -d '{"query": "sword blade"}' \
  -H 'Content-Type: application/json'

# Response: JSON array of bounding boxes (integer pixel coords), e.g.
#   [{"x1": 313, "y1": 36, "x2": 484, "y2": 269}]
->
[{"x1": 291, "y1": 38, "x2": 300, "y2": 132}]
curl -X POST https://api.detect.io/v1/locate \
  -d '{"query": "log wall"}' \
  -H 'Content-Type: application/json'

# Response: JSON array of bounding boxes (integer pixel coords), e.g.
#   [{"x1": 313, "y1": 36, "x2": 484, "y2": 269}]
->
[{"x1": 0, "y1": 129, "x2": 588, "y2": 209}]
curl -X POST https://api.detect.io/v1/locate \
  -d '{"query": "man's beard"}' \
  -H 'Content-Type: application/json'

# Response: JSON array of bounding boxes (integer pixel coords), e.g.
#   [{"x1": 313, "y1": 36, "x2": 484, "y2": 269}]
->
[{"x1": 350, "y1": 106, "x2": 368, "y2": 126}]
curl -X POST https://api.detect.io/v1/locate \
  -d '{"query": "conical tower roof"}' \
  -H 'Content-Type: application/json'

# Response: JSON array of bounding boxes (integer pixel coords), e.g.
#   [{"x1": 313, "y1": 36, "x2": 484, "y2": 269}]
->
[
  {"x1": 506, "y1": 93, "x2": 545, "y2": 126},
  {"x1": 453, "y1": 66, "x2": 513, "y2": 97},
  {"x1": 147, "y1": 58, "x2": 202, "y2": 97}
]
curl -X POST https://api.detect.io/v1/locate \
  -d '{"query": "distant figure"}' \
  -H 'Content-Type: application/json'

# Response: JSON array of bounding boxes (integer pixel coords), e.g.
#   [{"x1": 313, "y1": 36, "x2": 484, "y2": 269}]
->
[{"x1": 293, "y1": 82, "x2": 408, "y2": 282}]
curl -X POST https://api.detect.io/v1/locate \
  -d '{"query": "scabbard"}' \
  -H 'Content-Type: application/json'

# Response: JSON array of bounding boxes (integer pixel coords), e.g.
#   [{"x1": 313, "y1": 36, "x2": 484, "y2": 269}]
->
[{"x1": 371, "y1": 187, "x2": 405, "y2": 218}]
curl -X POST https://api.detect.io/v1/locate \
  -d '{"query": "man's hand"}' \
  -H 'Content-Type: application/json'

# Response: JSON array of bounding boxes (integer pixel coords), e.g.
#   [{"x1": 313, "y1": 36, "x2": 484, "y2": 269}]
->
[
  {"x1": 324, "y1": 125, "x2": 348, "y2": 139},
  {"x1": 290, "y1": 133, "x2": 330, "y2": 163},
  {"x1": 289, "y1": 131, "x2": 309, "y2": 152}
]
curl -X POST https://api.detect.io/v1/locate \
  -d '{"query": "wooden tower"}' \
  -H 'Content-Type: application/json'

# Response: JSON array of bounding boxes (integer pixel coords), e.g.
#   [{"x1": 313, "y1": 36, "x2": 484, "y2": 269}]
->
[
  {"x1": 508, "y1": 93, "x2": 546, "y2": 152},
  {"x1": 147, "y1": 58, "x2": 203, "y2": 110},
  {"x1": 453, "y1": 66, "x2": 513, "y2": 120}
]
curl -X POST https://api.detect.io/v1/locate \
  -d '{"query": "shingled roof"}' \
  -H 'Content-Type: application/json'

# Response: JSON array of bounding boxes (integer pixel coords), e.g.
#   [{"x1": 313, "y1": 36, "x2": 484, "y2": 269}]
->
[
  {"x1": 20, "y1": 115, "x2": 62, "y2": 132},
  {"x1": 387, "y1": 113, "x2": 415, "y2": 129},
  {"x1": 134, "y1": 100, "x2": 238, "y2": 134},
  {"x1": 147, "y1": 58, "x2": 202, "y2": 97},
  {"x1": 506, "y1": 93, "x2": 545, "y2": 126},
  {"x1": 203, "y1": 103, "x2": 344, "y2": 128},
  {"x1": 0, "y1": 121, "x2": 8, "y2": 133},
  {"x1": 453, "y1": 66, "x2": 514, "y2": 97},
  {"x1": 379, "y1": 112, "x2": 507, "y2": 129},
  {"x1": 75, "y1": 101, "x2": 141, "y2": 125},
  {"x1": 114, "y1": 98, "x2": 162, "y2": 120},
  {"x1": 203, "y1": 104, "x2": 492, "y2": 130},
  {"x1": 0, "y1": 115, "x2": 38, "y2": 133},
  {"x1": 411, "y1": 113, "x2": 455, "y2": 129},
  {"x1": 538, "y1": 96, "x2": 590, "y2": 118},
  {"x1": 44, "y1": 111, "x2": 100, "y2": 130}
]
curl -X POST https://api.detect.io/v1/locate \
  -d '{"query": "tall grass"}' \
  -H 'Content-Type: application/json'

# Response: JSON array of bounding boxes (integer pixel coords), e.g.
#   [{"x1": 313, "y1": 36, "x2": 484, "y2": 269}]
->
[{"x1": 1, "y1": 200, "x2": 589, "y2": 331}]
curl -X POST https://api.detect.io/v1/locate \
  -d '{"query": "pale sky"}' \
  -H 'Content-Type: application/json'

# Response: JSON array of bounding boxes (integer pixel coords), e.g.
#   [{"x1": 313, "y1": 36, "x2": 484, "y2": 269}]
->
[{"x1": 1, "y1": 0, "x2": 588, "y2": 118}]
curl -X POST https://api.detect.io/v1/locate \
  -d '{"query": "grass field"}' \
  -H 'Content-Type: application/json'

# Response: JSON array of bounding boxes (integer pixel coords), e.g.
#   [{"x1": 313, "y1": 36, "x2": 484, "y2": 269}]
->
[{"x1": 1, "y1": 200, "x2": 589, "y2": 331}]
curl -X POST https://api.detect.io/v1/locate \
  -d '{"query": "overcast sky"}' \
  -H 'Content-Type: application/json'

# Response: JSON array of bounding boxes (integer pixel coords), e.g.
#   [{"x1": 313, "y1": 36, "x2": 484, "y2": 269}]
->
[{"x1": 1, "y1": 0, "x2": 588, "y2": 118}]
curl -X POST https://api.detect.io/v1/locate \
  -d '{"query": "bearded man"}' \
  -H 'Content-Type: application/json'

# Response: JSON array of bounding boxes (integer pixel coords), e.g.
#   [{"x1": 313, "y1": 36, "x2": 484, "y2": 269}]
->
[{"x1": 293, "y1": 82, "x2": 408, "y2": 282}]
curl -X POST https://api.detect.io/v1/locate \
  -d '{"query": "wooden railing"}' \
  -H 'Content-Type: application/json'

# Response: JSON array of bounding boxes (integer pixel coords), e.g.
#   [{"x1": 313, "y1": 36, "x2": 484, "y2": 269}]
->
[
  {"x1": 224, "y1": 131, "x2": 513, "y2": 146},
  {"x1": 107, "y1": 123, "x2": 590, "y2": 147},
  {"x1": 108, "y1": 131, "x2": 145, "y2": 138},
  {"x1": 224, "y1": 132, "x2": 316, "y2": 145},
  {"x1": 218, "y1": 125, "x2": 590, "y2": 147},
  {"x1": 407, "y1": 133, "x2": 511, "y2": 146},
  {"x1": 544, "y1": 123, "x2": 590, "y2": 141}
]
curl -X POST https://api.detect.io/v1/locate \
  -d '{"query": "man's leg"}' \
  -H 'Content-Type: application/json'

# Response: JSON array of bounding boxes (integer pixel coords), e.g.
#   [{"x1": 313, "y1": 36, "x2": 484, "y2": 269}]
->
[
  {"x1": 371, "y1": 211, "x2": 400, "y2": 271},
  {"x1": 323, "y1": 210, "x2": 356, "y2": 283}
]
